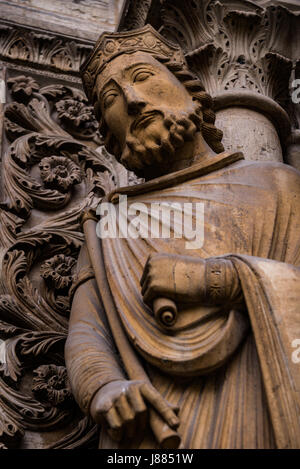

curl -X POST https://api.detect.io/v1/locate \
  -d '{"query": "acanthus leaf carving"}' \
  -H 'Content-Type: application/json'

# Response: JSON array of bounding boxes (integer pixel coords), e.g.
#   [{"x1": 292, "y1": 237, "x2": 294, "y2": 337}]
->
[
  {"x1": 160, "y1": 0, "x2": 296, "y2": 114},
  {"x1": 0, "y1": 24, "x2": 93, "y2": 76},
  {"x1": 0, "y1": 71, "x2": 136, "y2": 448},
  {"x1": 46, "y1": 416, "x2": 98, "y2": 449}
]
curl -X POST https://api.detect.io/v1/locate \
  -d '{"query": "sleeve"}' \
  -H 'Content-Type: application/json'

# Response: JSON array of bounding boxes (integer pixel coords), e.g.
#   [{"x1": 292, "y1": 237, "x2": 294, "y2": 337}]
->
[
  {"x1": 229, "y1": 255, "x2": 300, "y2": 448},
  {"x1": 65, "y1": 243, "x2": 125, "y2": 415}
]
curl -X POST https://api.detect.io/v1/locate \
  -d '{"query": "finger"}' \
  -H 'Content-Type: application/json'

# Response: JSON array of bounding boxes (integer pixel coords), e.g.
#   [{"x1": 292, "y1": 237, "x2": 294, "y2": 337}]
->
[
  {"x1": 106, "y1": 406, "x2": 122, "y2": 431},
  {"x1": 141, "y1": 384, "x2": 180, "y2": 429},
  {"x1": 115, "y1": 394, "x2": 136, "y2": 439},
  {"x1": 127, "y1": 384, "x2": 147, "y2": 414},
  {"x1": 127, "y1": 385, "x2": 148, "y2": 438},
  {"x1": 140, "y1": 256, "x2": 151, "y2": 286},
  {"x1": 105, "y1": 406, "x2": 123, "y2": 442},
  {"x1": 115, "y1": 394, "x2": 135, "y2": 425},
  {"x1": 186, "y1": 122, "x2": 197, "y2": 139}
]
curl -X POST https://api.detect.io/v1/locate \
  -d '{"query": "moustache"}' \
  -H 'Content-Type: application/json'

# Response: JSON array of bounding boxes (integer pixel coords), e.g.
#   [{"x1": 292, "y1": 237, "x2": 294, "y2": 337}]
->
[
  {"x1": 120, "y1": 104, "x2": 203, "y2": 175},
  {"x1": 130, "y1": 110, "x2": 164, "y2": 133}
]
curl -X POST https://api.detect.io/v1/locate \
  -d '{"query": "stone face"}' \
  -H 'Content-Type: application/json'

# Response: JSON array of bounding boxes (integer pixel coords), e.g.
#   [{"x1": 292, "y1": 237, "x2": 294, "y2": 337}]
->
[{"x1": 215, "y1": 108, "x2": 283, "y2": 162}]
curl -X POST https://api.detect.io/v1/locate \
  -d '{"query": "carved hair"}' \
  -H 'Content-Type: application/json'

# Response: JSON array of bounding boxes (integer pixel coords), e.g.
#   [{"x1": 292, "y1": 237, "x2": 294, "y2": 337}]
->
[
  {"x1": 157, "y1": 56, "x2": 224, "y2": 154},
  {"x1": 93, "y1": 54, "x2": 224, "y2": 158}
]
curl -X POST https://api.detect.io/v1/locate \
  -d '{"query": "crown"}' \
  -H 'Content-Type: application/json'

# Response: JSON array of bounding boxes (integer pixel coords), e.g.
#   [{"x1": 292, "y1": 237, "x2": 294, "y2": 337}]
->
[{"x1": 80, "y1": 24, "x2": 186, "y2": 103}]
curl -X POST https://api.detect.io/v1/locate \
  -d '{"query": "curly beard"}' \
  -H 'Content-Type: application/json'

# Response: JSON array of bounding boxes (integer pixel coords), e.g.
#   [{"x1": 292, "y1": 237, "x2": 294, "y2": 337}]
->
[{"x1": 119, "y1": 104, "x2": 202, "y2": 179}]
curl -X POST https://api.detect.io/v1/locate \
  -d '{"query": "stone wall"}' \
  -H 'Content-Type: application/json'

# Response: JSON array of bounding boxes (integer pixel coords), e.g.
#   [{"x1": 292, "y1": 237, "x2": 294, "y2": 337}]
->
[{"x1": 0, "y1": 0, "x2": 124, "y2": 40}]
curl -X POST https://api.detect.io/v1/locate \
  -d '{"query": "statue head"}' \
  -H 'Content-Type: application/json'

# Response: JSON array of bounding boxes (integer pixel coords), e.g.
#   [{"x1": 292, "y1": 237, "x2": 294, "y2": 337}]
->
[{"x1": 81, "y1": 25, "x2": 224, "y2": 179}]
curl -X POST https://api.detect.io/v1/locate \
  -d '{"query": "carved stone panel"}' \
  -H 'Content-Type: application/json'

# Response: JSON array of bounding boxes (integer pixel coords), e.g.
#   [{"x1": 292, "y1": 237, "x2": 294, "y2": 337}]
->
[
  {"x1": 1, "y1": 0, "x2": 300, "y2": 450},
  {"x1": 0, "y1": 67, "x2": 137, "y2": 449}
]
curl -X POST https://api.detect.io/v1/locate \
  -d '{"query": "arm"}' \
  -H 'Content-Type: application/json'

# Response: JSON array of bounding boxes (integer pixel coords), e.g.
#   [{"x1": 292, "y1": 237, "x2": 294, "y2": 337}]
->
[
  {"x1": 65, "y1": 243, "x2": 125, "y2": 415},
  {"x1": 65, "y1": 244, "x2": 179, "y2": 442}
]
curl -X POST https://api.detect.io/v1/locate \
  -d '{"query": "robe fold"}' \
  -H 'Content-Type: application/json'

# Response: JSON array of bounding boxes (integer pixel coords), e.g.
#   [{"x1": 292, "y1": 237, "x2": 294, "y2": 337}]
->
[{"x1": 65, "y1": 151, "x2": 300, "y2": 448}]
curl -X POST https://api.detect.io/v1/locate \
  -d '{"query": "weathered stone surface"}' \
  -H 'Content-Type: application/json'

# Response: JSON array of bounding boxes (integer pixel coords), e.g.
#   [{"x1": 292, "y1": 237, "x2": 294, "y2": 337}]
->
[
  {"x1": 253, "y1": 0, "x2": 300, "y2": 10},
  {"x1": 0, "y1": 0, "x2": 125, "y2": 41},
  {"x1": 286, "y1": 130, "x2": 300, "y2": 171},
  {"x1": 215, "y1": 108, "x2": 283, "y2": 162},
  {"x1": 1, "y1": 0, "x2": 300, "y2": 451}
]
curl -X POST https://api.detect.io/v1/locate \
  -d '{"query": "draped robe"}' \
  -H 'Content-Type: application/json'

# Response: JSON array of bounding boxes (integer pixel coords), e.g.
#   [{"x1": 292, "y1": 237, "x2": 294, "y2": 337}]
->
[{"x1": 66, "y1": 152, "x2": 300, "y2": 449}]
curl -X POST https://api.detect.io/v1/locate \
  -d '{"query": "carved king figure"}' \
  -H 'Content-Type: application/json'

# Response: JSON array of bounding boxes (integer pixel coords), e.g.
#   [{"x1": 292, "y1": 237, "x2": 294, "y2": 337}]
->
[{"x1": 65, "y1": 25, "x2": 300, "y2": 449}]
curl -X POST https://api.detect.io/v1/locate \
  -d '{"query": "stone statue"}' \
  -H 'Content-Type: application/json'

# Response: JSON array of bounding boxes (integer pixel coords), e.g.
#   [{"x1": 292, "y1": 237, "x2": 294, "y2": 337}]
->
[{"x1": 65, "y1": 25, "x2": 300, "y2": 449}]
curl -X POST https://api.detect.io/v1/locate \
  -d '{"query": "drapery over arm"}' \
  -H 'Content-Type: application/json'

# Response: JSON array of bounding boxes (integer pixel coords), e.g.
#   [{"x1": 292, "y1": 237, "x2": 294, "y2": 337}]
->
[
  {"x1": 229, "y1": 255, "x2": 300, "y2": 449},
  {"x1": 65, "y1": 244, "x2": 125, "y2": 415}
]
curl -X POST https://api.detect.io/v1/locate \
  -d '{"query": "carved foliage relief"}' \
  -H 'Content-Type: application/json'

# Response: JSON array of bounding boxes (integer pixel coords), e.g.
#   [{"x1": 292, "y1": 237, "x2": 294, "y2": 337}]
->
[
  {"x1": 0, "y1": 71, "x2": 133, "y2": 449},
  {"x1": 159, "y1": 0, "x2": 296, "y2": 109},
  {"x1": 0, "y1": 24, "x2": 93, "y2": 75}
]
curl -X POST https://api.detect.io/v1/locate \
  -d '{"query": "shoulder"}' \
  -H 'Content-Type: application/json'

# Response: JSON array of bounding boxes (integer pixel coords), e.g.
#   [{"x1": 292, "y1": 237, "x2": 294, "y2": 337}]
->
[{"x1": 233, "y1": 160, "x2": 300, "y2": 191}]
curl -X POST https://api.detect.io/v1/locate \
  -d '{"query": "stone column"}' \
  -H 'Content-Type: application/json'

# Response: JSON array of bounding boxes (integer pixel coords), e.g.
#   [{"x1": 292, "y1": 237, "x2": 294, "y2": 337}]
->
[
  {"x1": 160, "y1": 0, "x2": 300, "y2": 163},
  {"x1": 119, "y1": 0, "x2": 300, "y2": 166}
]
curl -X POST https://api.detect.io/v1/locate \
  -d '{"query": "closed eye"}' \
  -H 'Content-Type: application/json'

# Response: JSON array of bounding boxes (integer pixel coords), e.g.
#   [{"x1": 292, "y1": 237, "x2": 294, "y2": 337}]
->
[
  {"x1": 103, "y1": 91, "x2": 119, "y2": 109},
  {"x1": 133, "y1": 70, "x2": 154, "y2": 83}
]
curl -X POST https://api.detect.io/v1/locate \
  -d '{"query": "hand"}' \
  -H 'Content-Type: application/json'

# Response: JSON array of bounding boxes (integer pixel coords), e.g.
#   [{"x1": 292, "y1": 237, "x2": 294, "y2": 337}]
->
[
  {"x1": 140, "y1": 253, "x2": 242, "y2": 307},
  {"x1": 90, "y1": 379, "x2": 179, "y2": 442},
  {"x1": 140, "y1": 253, "x2": 206, "y2": 305}
]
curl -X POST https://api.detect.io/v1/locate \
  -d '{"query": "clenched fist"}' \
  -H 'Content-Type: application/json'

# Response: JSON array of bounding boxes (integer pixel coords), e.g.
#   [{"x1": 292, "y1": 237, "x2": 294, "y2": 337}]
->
[{"x1": 140, "y1": 253, "x2": 242, "y2": 306}]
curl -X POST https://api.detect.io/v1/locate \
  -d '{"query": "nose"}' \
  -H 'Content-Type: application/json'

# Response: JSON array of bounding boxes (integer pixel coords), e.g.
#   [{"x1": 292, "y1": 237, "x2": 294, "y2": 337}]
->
[{"x1": 123, "y1": 86, "x2": 146, "y2": 115}]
